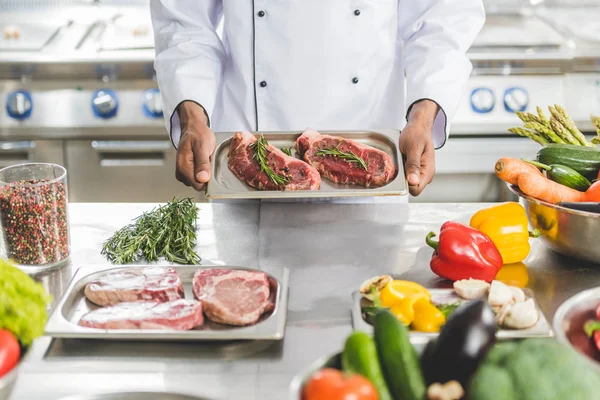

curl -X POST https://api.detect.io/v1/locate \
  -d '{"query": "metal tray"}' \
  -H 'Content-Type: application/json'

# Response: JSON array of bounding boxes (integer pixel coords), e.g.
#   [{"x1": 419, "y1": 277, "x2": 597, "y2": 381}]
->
[
  {"x1": 205, "y1": 130, "x2": 407, "y2": 200},
  {"x1": 58, "y1": 393, "x2": 209, "y2": 400},
  {"x1": 351, "y1": 289, "x2": 553, "y2": 344},
  {"x1": 45, "y1": 265, "x2": 289, "y2": 341}
]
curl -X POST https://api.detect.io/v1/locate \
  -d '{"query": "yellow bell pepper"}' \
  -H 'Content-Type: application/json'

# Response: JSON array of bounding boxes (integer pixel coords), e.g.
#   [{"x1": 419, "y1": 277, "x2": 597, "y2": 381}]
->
[
  {"x1": 380, "y1": 280, "x2": 431, "y2": 308},
  {"x1": 470, "y1": 202, "x2": 537, "y2": 264},
  {"x1": 411, "y1": 299, "x2": 446, "y2": 332},
  {"x1": 495, "y1": 262, "x2": 529, "y2": 288},
  {"x1": 390, "y1": 297, "x2": 419, "y2": 326}
]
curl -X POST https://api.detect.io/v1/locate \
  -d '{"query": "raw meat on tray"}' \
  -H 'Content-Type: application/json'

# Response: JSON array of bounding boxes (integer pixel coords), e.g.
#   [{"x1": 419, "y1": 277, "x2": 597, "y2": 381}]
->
[
  {"x1": 228, "y1": 131, "x2": 321, "y2": 191},
  {"x1": 79, "y1": 299, "x2": 204, "y2": 330},
  {"x1": 296, "y1": 128, "x2": 396, "y2": 187},
  {"x1": 84, "y1": 266, "x2": 184, "y2": 307},
  {"x1": 192, "y1": 269, "x2": 274, "y2": 326}
]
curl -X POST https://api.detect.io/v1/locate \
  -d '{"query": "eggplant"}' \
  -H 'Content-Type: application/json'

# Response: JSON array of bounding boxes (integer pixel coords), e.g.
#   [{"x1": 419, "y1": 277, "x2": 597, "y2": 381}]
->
[{"x1": 421, "y1": 299, "x2": 497, "y2": 387}]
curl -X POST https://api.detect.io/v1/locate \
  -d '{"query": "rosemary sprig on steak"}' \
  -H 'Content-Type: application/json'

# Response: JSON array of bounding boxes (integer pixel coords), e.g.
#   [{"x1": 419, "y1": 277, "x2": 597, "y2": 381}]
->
[
  {"x1": 280, "y1": 147, "x2": 293, "y2": 156},
  {"x1": 315, "y1": 144, "x2": 368, "y2": 171},
  {"x1": 249, "y1": 135, "x2": 290, "y2": 186},
  {"x1": 101, "y1": 197, "x2": 201, "y2": 265}
]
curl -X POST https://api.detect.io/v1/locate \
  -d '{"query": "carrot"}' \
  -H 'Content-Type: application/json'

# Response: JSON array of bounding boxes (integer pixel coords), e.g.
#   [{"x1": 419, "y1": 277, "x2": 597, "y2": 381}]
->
[
  {"x1": 495, "y1": 157, "x2": 542, "y2": 185},
  {"x1": 518, "y1": 172, "x2": 585, "y2": 204}
]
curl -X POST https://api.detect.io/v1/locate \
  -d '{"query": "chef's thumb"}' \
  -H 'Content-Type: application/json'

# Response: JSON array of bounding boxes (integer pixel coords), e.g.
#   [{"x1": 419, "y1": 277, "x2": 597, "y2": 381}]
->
[
  {"x1": 192, "y1": 143, "x2": 211, "y2": 183},
  {"x1": 404, "y1": 145, "x2": 423, "y2": 187}
]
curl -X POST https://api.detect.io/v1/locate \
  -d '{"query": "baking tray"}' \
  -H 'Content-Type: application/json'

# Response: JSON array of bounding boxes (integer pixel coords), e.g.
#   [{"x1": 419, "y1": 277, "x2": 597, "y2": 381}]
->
[
  {"x1": 205, "y1": 130, "x2": 407, "y2": 200},
  {"x1": 351, "y1": 289, "x2": 553, "y2": 344},
  {"x1": 45, "y1": 265, "x2": 289, "y2": 341}
]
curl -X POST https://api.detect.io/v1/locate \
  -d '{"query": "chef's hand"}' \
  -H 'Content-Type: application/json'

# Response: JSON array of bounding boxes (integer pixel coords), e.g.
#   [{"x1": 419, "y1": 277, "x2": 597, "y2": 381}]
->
[
  {"x1": 400, "y1": 100, "x2": 438, "y2": 196},
  {"x1": 176, "y1": 101, "x2": 216, "y2": 191}
]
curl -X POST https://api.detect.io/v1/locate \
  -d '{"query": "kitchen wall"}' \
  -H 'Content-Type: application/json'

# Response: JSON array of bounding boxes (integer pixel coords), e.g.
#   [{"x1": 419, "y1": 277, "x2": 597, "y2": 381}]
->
[{"x1": 0, "y1": 0, "x2": 596, "y2": 203}]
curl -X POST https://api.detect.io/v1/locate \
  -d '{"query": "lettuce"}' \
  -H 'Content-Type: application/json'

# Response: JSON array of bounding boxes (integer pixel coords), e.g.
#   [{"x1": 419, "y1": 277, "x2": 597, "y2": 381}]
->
[{"x1": 0, "y1": 259, "x2": 52, "y2": 346}]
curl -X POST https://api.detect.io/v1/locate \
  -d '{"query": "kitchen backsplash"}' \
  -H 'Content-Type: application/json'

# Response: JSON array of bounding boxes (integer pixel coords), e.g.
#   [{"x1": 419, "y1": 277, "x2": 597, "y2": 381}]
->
[{"x1": 0, "y1": 0, "x2": 598, "y2": 10}]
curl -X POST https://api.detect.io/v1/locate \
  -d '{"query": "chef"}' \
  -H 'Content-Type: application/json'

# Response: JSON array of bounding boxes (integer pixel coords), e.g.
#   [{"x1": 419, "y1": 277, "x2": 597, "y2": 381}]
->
[{"x1": 150, "y1": 1, "x2": 485, "y2": 198}]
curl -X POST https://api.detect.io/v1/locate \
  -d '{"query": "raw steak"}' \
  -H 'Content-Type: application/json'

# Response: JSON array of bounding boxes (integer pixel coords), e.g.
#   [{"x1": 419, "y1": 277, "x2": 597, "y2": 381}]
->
[
  {"x1": 228, "y1": 131, "x2": 321, "y2": 191},
  {"x1": 192, "y1": 269, "x2": 274, "y2": 326},
  {"x1": 296, "y1": 128, "x2": 396, "y2": 187},
  {"x1": 84, "y1": 266, "x2": 184, "y2": 307},
  {"x1": 79, "y1": 299, "x2": 204, "y2": 330}
]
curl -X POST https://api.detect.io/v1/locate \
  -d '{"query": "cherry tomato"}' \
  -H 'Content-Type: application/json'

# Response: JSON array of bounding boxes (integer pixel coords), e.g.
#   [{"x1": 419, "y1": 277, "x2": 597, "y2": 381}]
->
[
  {"x1": 0, "y1": 330, "x2": 20, "y2": 378},
  {"x1": 302, "y1": 368, "x2": 379, "y2": 400},
  {"x1": 584, "y1": 181, "x2": 600, "y2": 202}
]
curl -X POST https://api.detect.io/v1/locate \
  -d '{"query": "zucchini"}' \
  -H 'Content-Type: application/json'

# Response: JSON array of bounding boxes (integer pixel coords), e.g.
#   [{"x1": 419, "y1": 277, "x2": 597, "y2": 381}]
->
[
  {"x1": 523, "y1": 159, "x2": 591, "y2": 191},
  {"x1": 342, "y1": 331, "x2": 393, "y2": 400},
  {"x1": 537, "y1": 144, "x2": 600, "y2": 180},
  {"x1": 374, "y1": 310, "x2": 426, "y2": 400}
]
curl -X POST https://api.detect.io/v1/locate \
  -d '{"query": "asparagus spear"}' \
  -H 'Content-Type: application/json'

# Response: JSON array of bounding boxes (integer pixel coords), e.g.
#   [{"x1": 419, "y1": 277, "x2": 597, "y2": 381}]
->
[
  {"x1": 550, "y1": 117, "x2": 580, "y2": 145},
  {"x1": 508, "y1": 127, "x2": 549, "y2": 145},
  {"x1": 516, "y1": 111, "x2": 541, "y2": 125},
  {"x1": 536, "y1": 106, "x2": 551, "y2": 128},
  {"x1": 551, "y1": 104, "x2": 591, "y2": 147},
  {"x1": 592, "y1": 115, "x2": 600, "y2": 136},
  {"x1": 524, "y1": 121, "x2": 566, "y2": 144}
]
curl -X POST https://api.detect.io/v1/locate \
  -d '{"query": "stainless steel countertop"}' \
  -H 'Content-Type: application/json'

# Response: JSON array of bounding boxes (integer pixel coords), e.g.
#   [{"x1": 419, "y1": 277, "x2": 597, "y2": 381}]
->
[{"x1": 6, "y1": 202, "x2": 600, "y2": 400}]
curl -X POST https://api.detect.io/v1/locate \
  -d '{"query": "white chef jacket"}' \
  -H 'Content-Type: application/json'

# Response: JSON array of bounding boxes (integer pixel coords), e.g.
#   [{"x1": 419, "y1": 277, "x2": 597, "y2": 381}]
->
[{"x1": 150, "y1": 0, "x2": 485, "y2": 150}]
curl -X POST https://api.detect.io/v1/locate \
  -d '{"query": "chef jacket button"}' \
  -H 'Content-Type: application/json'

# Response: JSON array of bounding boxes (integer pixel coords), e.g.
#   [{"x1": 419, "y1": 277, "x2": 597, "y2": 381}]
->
[
  {"x1": 257, "y1": 10, "x2": 266, "y2": 17},
  {"x1": 260, "y1": 81, "x2": 267, "y2": 87},
  {"x1": 354, "y1": 9, "x2": 361, "y2": 16},
  {"x1": 352, "y1": 77, "x2": 359, "y2": 84}
]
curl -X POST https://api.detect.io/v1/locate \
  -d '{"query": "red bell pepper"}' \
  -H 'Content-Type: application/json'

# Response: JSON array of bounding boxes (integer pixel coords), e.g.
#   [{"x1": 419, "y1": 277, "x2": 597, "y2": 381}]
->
[{"x1": 426, "y1": 221, "x2": 503, "y2": 282}]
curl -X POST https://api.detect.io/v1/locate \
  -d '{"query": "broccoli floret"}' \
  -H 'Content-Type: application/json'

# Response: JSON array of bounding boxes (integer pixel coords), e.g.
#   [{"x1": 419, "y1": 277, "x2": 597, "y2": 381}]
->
[
  {"x1": 468, "y1": 365, "x2": 514, "y2": 400},
  {"x1": 0, "y1": 259, "x2": 52, "y2": 346},
  {"x1": 469, "y1": 339, "x2": 600, "y2": 400}
]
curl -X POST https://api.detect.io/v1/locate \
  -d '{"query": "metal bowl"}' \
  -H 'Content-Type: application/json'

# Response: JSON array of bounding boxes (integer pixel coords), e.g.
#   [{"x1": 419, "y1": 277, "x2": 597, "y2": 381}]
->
[
  {"x1": 289, "y1": 343, "x2": 427, "y2": 399},
  {"x1": 553, "y1": 286, "x2": 600, "y2": 373},
  {"x1": 508, "y1": 185, "x2": 600, "y2": 264},
  {"x1": 0, "y1": 360, "x2": 20, "y2": 399},
  {"x1": 289, "y1": 352, "x2": 341, "y2": 400}
]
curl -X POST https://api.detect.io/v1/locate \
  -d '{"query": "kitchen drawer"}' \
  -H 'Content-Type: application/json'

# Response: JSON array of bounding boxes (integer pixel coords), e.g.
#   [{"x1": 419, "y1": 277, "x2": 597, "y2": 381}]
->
[
  {"x1": 0, "y1": 139, "x2": 64, "y2": 168},
  {"x1": 66, "y1": 140, "x2": 197, "y2": 202}
]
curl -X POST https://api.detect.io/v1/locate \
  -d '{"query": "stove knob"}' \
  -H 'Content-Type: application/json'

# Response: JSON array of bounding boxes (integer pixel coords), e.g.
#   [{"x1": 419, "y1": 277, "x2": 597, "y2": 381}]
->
[
  {"x1": 6, "y1": 90, "x2": 32, "y2": 120},
  {"x1": 91, "y1": 89, "x2": 119, "y2": 119},
  {"x1": 470, "y1": 87, "x2": 495, "y2": 114},
  {"x1": 142, "y1": 89, "x2": 163, "y2": 118},
  {"x1": 504, "y1": 87, "x2": 529, "y2": 113}
]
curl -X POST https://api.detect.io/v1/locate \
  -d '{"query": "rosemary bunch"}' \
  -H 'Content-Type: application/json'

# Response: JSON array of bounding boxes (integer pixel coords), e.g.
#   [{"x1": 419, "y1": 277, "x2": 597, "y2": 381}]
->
[
  {"x1": 101, "y1": 197, "x2": 201, "y2": 265},
  {"x1": 249, "y1": 135, "x2": 290, "y2": 186},
  {"x1": 280, "y1": 147, "x2": 293, "y2": 157},
  {"x1": 316, "y1": 144, "x2": 368, "y2": 170}
]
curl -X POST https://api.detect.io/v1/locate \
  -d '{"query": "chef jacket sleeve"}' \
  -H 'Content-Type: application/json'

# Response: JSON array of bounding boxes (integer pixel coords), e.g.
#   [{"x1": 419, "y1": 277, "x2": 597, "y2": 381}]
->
[
  {"x1": 399, "y1": 0, "x2": 485, "y2": 149},
  {"x1": 150, "y1": 0, "x2": 226, "y2": 149}
]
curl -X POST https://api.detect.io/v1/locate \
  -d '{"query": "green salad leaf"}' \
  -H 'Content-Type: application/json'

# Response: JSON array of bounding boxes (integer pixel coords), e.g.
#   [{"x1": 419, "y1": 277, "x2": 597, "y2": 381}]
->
[
  {"x1": 437, "y1": 302, "x2": 461, "y2": 319},
  {"x1": 0, "y1": 259, "x2": 52, "y2": 346}
]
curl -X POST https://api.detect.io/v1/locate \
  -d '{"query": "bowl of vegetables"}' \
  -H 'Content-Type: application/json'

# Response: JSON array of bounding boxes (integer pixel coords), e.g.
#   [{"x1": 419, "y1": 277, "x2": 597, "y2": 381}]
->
[
  {"x1": 0, "y1": 258, "x2": 52, "y2": 396},
  {"x1": 506, "y1": 184, "x2": 600, "y2": 264},
  {"x1": 293, "y1": 300, "x2": 600, "y2": 400},
  {"x1": 553, "y1": 286, "x2": 600, "y2": 373},
  {"x1": 492, "y1": 105, "x2": 600, "y2": 264}
]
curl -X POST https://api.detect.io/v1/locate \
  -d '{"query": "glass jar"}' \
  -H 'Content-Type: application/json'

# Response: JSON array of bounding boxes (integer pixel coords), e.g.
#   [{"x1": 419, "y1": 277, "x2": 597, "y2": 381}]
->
[{"x1": 0, "y1": 163, "x2": 70, "y2": 269}]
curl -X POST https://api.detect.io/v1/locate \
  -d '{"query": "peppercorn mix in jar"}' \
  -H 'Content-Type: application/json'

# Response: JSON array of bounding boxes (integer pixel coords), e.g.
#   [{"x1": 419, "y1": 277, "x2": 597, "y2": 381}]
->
[{"x1": 0, "y1": 163, "x2": 70, "y2": 268}]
